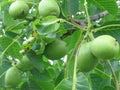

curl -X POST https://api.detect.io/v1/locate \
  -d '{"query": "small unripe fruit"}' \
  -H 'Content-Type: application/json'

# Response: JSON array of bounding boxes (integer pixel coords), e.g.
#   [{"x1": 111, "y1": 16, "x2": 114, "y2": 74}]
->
[
  {"x1": 9, "y1": 1, "x2": 29, "y2": 19},
  {"x1": 44, "y1": 39, "x2": 68, "y2": 60},
  {"x1": 5, "y1": 67, "x2": 23, "y2": 88},
  {"x1": 16, "y1": 56, "x2": 33, "y2": 72},
  {"x1": 38, "y1": 0, "x2": 60, "y2": 17},
  {"x1": 77, "y1": 43, "x2": 98, "y2": 72},
  {"x1": 91, "y1": 35, "x2": 119, "y2": 60}
]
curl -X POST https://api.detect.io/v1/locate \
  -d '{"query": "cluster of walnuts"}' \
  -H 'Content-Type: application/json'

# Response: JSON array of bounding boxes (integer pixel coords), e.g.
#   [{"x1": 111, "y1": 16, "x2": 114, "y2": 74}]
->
[
  {"x1": 5, "y1": 0, "x2": 67, "y2": 88},
  {"x1": 9, "y1": 0, "x2": 60, "y2": 19},
  {"x1": 4, "y1": 0, "x2": 120, "y2": 89},
  {"x1": 77, "y1": 35, "x2": 119, "y2": 72}
]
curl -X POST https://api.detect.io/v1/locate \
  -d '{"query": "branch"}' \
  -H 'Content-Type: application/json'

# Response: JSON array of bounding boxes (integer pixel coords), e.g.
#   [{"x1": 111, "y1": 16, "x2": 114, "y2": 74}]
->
[
  {"x1": 71, "y1": 10, "x2": 109, "y2": 28},
  {"x1": 60, "y1": 11, "x2": 109, "y2": 39}
]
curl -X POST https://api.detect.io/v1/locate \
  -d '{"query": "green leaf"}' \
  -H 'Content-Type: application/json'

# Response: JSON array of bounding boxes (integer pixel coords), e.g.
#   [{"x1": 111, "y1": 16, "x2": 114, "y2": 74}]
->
[
  {"x1": 21, "y1": 80, "x2": 41, "y2": 90},
  {"x1": 0, "y1": 0, "x2": 13, "y2": 7},
  {"x1": 5, "y1": 31, "x2": 19, "y2": 38},
  {"x1": 54, "y1": 78, "x2": 72, "y2": 90},
  {"x1": 26, "y1": 51, "x2": 44, "y2": 72},
  {"x1": 87, "y1": 0, "x2": 118, "y2": 15},
  {"x1": 42, "y1": 33, "x2": 56, "y2": 43},
  {"x1": 102, "y1": 86, "x2": 115, "y2": 90},
  {"x1": 65, "y1": 30, "x2": 81, "y2": 51},
  {"x1": 0, "y1": 36, "x2": 22, "y2": 60},
  {"x1": 0, "y1": 59, "x2": 11, "y2": 88},
  {"x1": 38, "y1": 16, "x2": 60, "y2": 35},
  {"x1": 62, "y1": 0, "x2": 79, "y2": 17},
  {"x1": 46, "y1": 67, "x2": 56, "y2": 79},
  {"x1": 36, "y1": 81, "x2": 55, "y2": 90},
  {"x1": 55, "y1": 70, "x2": 64, "y2": 86},
  {"x1": 104, "y1": 61, "x2": 120, "y2": 74},
  {"x1": 41, "y1": 16, "x2": 60, "y2": 26},
  {"x1": 31, "y1": 69, "x2": 55, "y2": 90},
  {"x1": 3, "y1": 10, "x2": 26, "y2": 32},
  {"x1": 76, "y1": 73, "x2": 91, "y2": 90},
  {"x1": 89, "y1": 73, "x2": 114, "y2": 90},
  {"x1": 90, "y1": 73, "x2": 103, "y2": 90},
  {"x1": 38, "y1": 24, "x2": 60, "y2": 35},
  {"x1": 55, "y1": 73, "x2": 90, "y2": 90},
  {"x1": 110, "y1": 61, "x2": 120, "y2": 72},
  {"x1": 3, "y1": 10, "x2": 16, "y2": 27},
  {"x1": 99, "y1": 79, "x2": 113, "y2": 90}
]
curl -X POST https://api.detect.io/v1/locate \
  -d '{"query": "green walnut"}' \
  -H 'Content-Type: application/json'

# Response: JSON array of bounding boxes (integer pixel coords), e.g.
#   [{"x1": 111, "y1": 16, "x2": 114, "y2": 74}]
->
[
  {"x1": 91, "y1": 35, "x2": 119, "y2": 60},
  {"x1": 16, "y1": 56, "x2": 33, "y2": 72},
  {"x1": 9, "y1": 1, "x2": 29, "y2": 19},
  {"x1": 77, "y1": 42, "x2": 98, "y2": 72},
  {"x1": 38, "y1": 0, "x2": 60, "y2": 17},
  {"x1": 44, "y1": 39, "x2": 68, "y2": 60},
  {"x1": 5, "y1": 67, "x2": 23, "y2": 88}
]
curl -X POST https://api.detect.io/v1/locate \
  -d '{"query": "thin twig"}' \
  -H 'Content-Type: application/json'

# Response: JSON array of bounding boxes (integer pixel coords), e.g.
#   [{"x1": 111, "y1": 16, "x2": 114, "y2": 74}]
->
[{"x1": 84, "y1": 0, "x2": 92, "y2": 30}]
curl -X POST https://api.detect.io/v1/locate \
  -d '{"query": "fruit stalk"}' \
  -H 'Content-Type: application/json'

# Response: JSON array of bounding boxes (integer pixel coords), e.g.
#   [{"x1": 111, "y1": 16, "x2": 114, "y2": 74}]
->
[
  {"x1": 72, "y1": 50, "x2": 79, "y2": 90},
  {"x1": 63, "y1": 19, "x2": 86, "y2": 31},
  {"x1": 72, "y1": 34, "x2": 86, "y2": 90},
  {"x1": 64, "y1": 31, "x2": 84, "y2": 78},
  {"x1": 84, "y1": 0, "x2": 92, "y2": 30}
]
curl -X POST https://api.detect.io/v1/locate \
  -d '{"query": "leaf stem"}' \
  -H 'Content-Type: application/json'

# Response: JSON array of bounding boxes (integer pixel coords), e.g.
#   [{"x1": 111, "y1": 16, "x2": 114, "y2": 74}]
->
[
  {"x1": 0, "y1": 36, "x2": 20, "y2": 58},
  {"x1": 0, "y1": 71, "x2": 6, "y2": 79},
  {"x1": 107, "y1": 60, "x2": 119, "y2": 90},
  {"x1": 0, "y1": 32, "x2": 25, "y2": 65},
  {"x1": 6, "y1": 20, "x2": 28, "y2": 31},
  {"x1": 94, "y1": 68, "x2": 112, "y2": 78},
  {"x1": 93, "y1": 24, "x2": 120, "y2": 33},
  {"x1": 84, "y1": 0, "x2": 94, "y2": 41}
]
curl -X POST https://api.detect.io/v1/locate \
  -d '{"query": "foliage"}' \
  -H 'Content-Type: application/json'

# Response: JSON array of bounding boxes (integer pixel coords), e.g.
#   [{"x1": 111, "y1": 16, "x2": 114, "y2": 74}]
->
[{"x1": 0, "y1": 0, "x2": 120, "y2": 90}]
